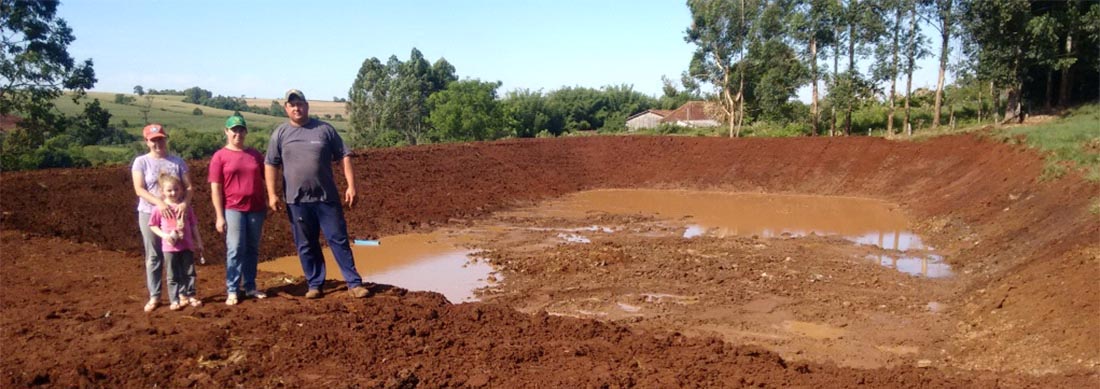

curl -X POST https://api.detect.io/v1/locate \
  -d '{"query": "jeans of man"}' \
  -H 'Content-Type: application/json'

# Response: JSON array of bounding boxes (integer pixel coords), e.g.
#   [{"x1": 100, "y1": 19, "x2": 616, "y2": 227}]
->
[
  {"x1": 286, "y1": 202, "x2": 363, "y2": 290},
  {"x1": 138, "y1": 211, "x2": 164, "y2": 300},
  {"x1": 225, "y1": 210, "x2": 265, "y2": 295}
]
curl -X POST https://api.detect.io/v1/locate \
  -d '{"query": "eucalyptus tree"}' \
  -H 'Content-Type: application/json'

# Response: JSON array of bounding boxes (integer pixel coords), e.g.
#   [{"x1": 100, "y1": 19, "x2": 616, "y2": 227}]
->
[
  {"x1": 347, "y1": 48, "x2": 455, "y2": 146},
  {"x1": 685, "y1": 0, "x2": 761, "y2": 137},
  {"x1": 918, "y1": 0, "x2": 958, "y2": 127},
  {"x1": 901, "y1": 1, "x2": 930, "y2": 135},
  {"x1": 790, "y1": 0, "x2": 837, "y2": 135},
  {"x1": 347, "y1": 57, "x2": 390, "y2": 146},
  {"x1": 835, "y1": 0, "x2": 885, "y2": 135},
  {"x1": 870, "y1": 0, "x2": 911, "y2": 135}
]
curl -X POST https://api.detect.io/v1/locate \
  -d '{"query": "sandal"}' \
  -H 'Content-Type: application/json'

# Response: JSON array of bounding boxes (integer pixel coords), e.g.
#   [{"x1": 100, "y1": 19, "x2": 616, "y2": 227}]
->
[
  {"x1": 187, "y1": 296, "x2": 203, "y2": 308},
  {"x1": 226, "y1": 294, "x2": 238, "y2": 306},
  {"x1": 143, "y1": 298, "x2": 158, "y2": 313},
  {"x1": 169, "y1": 302, "x2": 182, "y2": 311}
]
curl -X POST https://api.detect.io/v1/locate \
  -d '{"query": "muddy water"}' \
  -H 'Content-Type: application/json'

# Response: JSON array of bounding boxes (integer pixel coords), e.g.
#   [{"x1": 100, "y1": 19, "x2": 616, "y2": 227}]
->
[
  {"x1": 259, "y1": 232, "x2": 495, "y2": 303},
  {"x1": 512, "y1": 189, "x2": 950, "y2": 277},
  {"x1": 260, "y1": 190, "x2": 949, "y2": 301}
]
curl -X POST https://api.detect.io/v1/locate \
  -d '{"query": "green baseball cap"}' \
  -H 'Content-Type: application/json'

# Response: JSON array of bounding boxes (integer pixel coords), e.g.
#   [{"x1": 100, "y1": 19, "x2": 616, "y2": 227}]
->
[{"x1": 225, "y1": 114, "x2": 247, "y2": 129}]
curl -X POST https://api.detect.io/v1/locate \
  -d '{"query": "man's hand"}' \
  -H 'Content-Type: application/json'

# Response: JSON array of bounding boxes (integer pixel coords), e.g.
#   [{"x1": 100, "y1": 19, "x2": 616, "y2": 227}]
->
[
  {"x1": 215, "y1": 217, "x2": 226, "y2": 234},
  {"x1": 345, "y1": 187, "x2": 357, "y2": 208},
  {"x1": 268, "y1": 196, "x2": 281, "y2": 213}
]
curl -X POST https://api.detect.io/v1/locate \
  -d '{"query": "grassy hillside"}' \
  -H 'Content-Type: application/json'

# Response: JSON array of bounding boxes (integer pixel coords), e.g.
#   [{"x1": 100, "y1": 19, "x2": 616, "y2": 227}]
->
[
  {"x1": 244, "y1": 98, "x2": 347, "y2": 119},
  {"x1": 54, "y1": 92, "x2": 348, "y2": 134}
]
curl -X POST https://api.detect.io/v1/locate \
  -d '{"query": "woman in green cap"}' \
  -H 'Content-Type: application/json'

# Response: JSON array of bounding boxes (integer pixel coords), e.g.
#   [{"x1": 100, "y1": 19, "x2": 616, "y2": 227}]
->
[{"x1": 208, "y1": 114, "x2": 268, "y2": 306}]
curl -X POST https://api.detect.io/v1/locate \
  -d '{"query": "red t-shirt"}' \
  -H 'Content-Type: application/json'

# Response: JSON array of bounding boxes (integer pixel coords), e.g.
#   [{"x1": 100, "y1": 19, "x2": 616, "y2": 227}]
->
[{"x1": 208, "y1": 147, "x2": 267, "y2": 212}]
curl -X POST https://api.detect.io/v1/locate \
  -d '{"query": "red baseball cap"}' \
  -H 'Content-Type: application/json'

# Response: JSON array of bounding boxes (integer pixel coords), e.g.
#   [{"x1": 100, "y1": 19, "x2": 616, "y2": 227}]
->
[{"x1": 143, "y1": 124, "x2": 167, "y2": 140}]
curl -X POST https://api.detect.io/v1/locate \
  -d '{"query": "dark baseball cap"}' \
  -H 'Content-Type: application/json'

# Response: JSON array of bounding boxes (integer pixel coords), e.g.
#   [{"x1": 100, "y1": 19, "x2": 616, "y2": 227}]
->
[{"x1": 284, "y1": 89, "x2": 306, "y2": 102}]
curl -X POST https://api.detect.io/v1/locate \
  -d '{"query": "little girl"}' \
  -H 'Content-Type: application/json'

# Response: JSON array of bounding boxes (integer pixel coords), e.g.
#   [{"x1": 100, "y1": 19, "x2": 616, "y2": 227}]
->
[{"x1": 149, "y1": 173, "x2": 204, "y2": 311}]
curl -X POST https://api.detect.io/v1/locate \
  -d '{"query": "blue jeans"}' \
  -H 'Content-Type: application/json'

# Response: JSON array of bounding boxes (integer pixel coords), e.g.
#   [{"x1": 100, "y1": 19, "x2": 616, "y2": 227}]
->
[
  {"x1": 286, "y1": 202, "x2": 362, "y2": 290},
  {"x1": 138, "y1": 212, "x2": 164, "y2": 299},
  {"x1": 225, "y1": 210, "x2": 265, "y2": 295}
]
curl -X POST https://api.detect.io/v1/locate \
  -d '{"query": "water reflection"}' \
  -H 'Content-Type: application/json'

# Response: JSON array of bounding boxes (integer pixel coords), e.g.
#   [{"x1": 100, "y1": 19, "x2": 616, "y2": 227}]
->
[
  {"x1": 685, "y1": 225, "x2": 929, "y2": 251},
  {"x1": 865, "y1": 254, "x2": 953, "y2": 278}
]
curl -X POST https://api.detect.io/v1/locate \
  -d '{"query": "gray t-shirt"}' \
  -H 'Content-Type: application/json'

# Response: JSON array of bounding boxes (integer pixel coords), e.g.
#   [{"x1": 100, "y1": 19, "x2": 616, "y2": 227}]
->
[{"x1": 265, "y1": 119, "x2": 351, "y2": 204}]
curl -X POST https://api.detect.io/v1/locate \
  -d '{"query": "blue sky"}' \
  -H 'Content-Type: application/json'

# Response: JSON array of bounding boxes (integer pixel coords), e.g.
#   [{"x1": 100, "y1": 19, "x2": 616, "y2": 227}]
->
[{"x1": 60, "y1": 0, "x2": 944, "y2": 102}]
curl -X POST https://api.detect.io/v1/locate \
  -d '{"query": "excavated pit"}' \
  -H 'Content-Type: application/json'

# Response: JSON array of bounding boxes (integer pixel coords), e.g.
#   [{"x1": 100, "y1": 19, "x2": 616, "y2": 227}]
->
[{"x1": 2, "y1": 135, "x2": 1097, "y2": 387}]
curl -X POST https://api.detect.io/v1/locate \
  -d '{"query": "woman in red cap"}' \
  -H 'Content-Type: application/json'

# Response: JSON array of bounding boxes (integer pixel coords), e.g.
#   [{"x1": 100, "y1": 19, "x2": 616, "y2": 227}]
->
[{"x1": 131, "y1": 123, "x2": 196, "y2": 313}]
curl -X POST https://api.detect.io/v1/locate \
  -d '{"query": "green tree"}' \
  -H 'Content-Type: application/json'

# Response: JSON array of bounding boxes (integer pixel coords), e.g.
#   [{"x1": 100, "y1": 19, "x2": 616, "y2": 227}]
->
[
  {"x1": 181, "y1": 86, "x2": 213, "y2": 104},
  {"x1": 1, "y1": 0, "x2": 97, "y2": 170},
  {"x1": 68, "y1": 98, "x2": 110, "y2": 145},
  {"x1": 133, "y1": 85, "x2": 144, "y2": 96},
  {"x1": 347, "y1": 48, "x2": 453, "y2": 146},
  {"x1": 428, "y1": 79, "x2": 505, "y2": 142},
  {"x1": 686, "y1": 0, "x2": 759, "y2": 137},
  {"x1": 742, "y1": 1, "x2": 807, "y2": 123},
  {"x1": 502, "y1": 88, "x2": 557, "y2": 137},
  {"x1": 960, "y1": 0, "x2": 1031, "y2": 123},
  {"x1": 0, "y1": 0, "x2": 96, "y2": 138},
  {"x1": 113, "y1": 93, "x2": 134, "y2": 104},
  {"x1": 268, "y1": 100, "x2": 285, "y2": 117},
  {"x1": 139, "y1": 95, "x2": 153, "y2": 124}
]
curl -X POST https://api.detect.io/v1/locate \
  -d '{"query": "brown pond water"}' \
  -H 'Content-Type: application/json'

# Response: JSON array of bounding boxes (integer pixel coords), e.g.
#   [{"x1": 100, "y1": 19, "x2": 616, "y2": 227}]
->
[{"x1": 259, "y1": 189, "x2": 949, "y2": 302}]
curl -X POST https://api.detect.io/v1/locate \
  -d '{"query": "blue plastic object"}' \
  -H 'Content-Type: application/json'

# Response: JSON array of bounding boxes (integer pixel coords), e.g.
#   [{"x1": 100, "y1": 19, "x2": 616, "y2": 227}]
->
[{"x1": 353, "y1": 239, "x2": 380, "y2": 246}]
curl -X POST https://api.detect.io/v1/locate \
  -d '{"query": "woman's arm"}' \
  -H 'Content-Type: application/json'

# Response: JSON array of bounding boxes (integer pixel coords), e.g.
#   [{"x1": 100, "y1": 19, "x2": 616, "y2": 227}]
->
[
  {"x1": 211, "y1": 183, "x2": 226, "y2": 233},
  {"x1": 132, "y1": 170, "x2": 169, "y2": 216}
]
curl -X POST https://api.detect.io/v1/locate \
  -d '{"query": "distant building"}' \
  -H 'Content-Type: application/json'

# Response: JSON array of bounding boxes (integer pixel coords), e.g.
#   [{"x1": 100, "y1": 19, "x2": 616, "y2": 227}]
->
[
  {"x1": 0, "y1": 115, "x2": 21, "y2": 132},
  {"x1": 659, "y1": 101, "x2": 721, "y2": 128},
  {"x1": 625, "y1": 109, "x2": 673, "y2": 131}
]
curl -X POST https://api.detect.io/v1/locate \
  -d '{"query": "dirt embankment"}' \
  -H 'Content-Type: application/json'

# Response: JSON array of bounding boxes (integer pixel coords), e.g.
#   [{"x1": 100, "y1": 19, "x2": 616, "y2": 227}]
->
[{"x1": 2, "y1": 135, "x2": 1097, "y2": 387}]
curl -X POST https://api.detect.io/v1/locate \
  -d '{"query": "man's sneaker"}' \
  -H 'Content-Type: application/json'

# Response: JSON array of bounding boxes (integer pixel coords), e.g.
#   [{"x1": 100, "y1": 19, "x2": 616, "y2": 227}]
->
[
  {"x1": 349, "y1": 285, "x2": 371, "y2": 298},
  {"x1": 226, "y1": 293, "x2": 239, "y2": 306},
  {"x1": 304, "y1": 289, "x2": 323, "y2": 299},
  {"x1": 245, "y1": 289, "x2": 267, "y2": 299},
  {"x1": 143, "y1": 298, "x2": 158, "y2": 313}
]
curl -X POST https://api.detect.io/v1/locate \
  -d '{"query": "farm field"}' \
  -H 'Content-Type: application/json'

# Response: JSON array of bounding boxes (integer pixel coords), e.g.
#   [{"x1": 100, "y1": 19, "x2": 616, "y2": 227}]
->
[
  {"x1": 243, "y1": 97, "x2": 348, "y2": 119},
  {"x1": 53, "y1": 92, "x2": 348, "y2": 133},
  {"x1": 1, "y1": 135, "x2": 1097, "y2": 387}
]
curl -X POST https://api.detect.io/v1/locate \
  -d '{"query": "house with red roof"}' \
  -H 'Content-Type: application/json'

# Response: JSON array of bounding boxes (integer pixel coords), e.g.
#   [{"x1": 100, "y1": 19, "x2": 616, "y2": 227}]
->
[{"x1": 659, "y1": 101, "x2": 721, "y2": 128}]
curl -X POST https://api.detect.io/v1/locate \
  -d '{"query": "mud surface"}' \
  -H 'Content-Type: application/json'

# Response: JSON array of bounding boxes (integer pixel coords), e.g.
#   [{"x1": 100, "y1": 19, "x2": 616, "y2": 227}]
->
[{"x1": 2, "y1": 135, "x2": 1098, "y2": 387}]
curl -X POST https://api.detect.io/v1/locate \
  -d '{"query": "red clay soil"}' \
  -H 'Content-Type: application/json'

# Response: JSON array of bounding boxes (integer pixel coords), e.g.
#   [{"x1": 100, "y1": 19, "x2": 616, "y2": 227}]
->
[{"x1": 2, "y1": 134, "x2": 1098, "y2": 387}]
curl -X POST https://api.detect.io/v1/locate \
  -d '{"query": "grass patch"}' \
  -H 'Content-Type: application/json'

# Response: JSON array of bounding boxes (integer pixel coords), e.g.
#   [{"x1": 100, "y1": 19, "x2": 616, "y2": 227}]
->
[{"x1": 1007, "y1": 103, "x2": 1100, "y2": 180}]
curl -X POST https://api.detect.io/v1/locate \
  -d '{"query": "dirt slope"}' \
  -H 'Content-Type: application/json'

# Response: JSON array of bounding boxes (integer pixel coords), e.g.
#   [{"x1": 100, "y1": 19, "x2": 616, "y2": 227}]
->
[{"x1": 2, "y1": 134, "x2": 1097, "y2": 387}]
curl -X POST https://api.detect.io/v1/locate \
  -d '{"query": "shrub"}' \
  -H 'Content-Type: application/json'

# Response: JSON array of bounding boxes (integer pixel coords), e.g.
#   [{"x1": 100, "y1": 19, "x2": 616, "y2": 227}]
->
[{"x1": 192, "y1": 108, "x2": 203, "y2": 116}]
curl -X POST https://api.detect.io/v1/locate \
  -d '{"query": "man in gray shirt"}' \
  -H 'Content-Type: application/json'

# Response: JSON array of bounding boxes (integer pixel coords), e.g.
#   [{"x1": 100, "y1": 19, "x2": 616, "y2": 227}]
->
[{"x1": 265, "y1": 89, "x2": 370, "y2": 299}]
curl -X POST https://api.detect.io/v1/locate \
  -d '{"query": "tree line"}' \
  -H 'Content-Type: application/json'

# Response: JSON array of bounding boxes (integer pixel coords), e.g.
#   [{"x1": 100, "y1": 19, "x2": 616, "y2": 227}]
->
[
  {"x1": 346, "y1": 48, "x2": 697, "y2": 147},
  {"x1": 684, "y1": 0, "x2": 1099, "y2": 137}
]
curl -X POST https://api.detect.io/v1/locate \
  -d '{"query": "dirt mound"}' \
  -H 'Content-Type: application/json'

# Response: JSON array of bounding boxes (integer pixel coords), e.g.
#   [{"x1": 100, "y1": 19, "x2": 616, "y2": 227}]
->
[{"x1": 2, "y1": 135, "x2": 1097, "y2": 386}]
